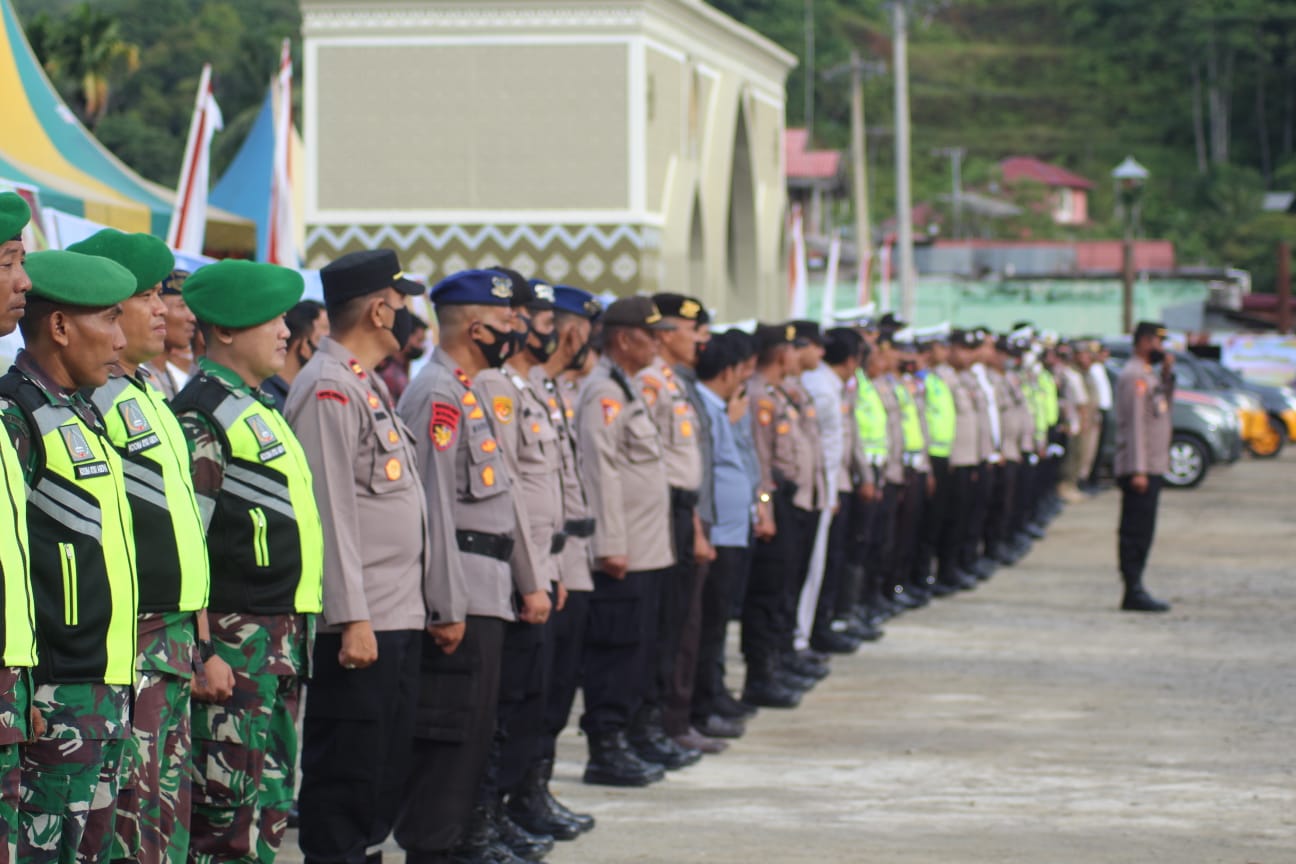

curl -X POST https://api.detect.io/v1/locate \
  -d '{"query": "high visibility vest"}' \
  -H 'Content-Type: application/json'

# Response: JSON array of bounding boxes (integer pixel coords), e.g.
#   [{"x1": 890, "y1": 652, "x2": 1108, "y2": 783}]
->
[
  {"x1": 92, "y1": 375, "x2": 209, "y2": 614},
  {"x1": 1040, "y1": 368, "x2": 1060, "y2": 426},
  {"x1": 172, "y1": 377, "x2": 323, "y2": 615},
  {"x1": 0, "y1": 430, "x2": 35, "y2": 668},
  {"x1": 854, "y1": 370, "x2": 888, "y2": 462},
  {"x1": 924, "y1": 373, "x2": 955, "y2": 459},
  {"x1": 895, "y1": 380, "x2": 925, "y2": 453},
  {"x1": 0, "y1": 374, "x2": 136, "y2": 685}
]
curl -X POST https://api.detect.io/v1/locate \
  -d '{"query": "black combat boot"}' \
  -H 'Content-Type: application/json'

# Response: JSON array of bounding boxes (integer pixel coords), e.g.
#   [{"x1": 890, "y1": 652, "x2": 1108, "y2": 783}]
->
[
  {"x1": 1121, "y1": 582, "x2": 1170, "y2": 613},
  {"x1": 493, "y1": 799, "x2": 553, "y2": 862},
  {"x1": 536, "y1": 759, "x2": 594, "y2": 833},
  {"x1": 741, "y1": 656, "x2": 801, "y2": 708},
  {"x1": 451, "y1": 802, "x2": 525, "y2": 864},
  {"x1": 582, "y1": 731, "x2": 664, "y2": 787},
  {"x1": 505, "y1": 762, "x2": 581, "y2": 841},
  {"x1": 628, "y1": 705, "x2": 701, "y2": 770}
]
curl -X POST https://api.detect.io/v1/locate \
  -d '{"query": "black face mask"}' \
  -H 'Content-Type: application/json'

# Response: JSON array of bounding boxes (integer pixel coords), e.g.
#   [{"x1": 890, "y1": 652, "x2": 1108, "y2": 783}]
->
[
  {"x1": 527, "y1": 326, "x2": 559, "y2": 363},
  {"x1": 567, "y1": 341, "x2": 592, "y2": 372},
  {"x1": 1148, "y1": 348, "x2": 1166, "y2": 365},
  {"x1": 406, "y1": 345, "x2": 426, "y2": 361},
  {"x1": 384, "y1": 304, "x2": 416, "y2": 351},
  {"x1": 474, "y1": 322, "x2": 515, "y2": 367}
]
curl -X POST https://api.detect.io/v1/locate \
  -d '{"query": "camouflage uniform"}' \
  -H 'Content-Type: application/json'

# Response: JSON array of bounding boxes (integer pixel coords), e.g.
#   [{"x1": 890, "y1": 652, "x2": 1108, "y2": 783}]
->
[
  {"x1": 0, "y1": 668, "x2": 32, "y2": 864},
  {"x1": 0, "y1": 352, "x2": 136, "y2": 864},
  {"x1": 109, "y1": 615, "x2": 197, "y2": 864},
  {"x1": 174, "y1": 358, "x2": 317, "y2": 864}
]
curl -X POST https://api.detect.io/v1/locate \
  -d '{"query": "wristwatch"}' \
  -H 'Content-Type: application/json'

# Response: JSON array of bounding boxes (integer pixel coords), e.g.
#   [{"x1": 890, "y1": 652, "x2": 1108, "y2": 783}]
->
[
  {"x1": 197, "y1": 639, "x2": 217, "y2": 662},
  {"x1": 758, "y1": 491, "x2": 772, "y2": 504}
]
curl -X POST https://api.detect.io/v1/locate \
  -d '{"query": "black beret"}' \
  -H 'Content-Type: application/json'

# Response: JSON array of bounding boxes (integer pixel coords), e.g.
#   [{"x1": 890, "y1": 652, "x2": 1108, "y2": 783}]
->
[{"x1": 321, "y1": 249, "x2": 422, "y2": 307}]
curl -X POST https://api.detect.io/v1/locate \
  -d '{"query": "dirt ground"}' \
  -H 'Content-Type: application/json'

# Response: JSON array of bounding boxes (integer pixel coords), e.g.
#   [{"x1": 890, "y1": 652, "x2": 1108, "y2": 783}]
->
[{"x1": 285, "y1": 453, "x2": 1296, "y2": 864}]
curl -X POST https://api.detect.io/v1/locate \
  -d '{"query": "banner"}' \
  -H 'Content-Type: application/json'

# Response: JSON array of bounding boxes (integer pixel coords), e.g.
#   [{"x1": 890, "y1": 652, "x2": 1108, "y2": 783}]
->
[{"x1": 1218, "y1": 333, "x2": 1296, "y2": 387}]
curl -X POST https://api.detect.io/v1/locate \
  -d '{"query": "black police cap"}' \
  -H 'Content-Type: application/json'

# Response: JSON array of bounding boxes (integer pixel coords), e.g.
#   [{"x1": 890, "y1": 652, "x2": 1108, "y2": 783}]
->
[{"x1": 320, "y1": 249, "x2": 422, "y2": 307}]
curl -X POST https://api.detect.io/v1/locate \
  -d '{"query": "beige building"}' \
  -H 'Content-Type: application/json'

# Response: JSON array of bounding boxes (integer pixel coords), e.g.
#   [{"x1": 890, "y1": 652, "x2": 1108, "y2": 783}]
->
[{"x1": 301, "y1": 0, "x2": 796, "y2": 319}]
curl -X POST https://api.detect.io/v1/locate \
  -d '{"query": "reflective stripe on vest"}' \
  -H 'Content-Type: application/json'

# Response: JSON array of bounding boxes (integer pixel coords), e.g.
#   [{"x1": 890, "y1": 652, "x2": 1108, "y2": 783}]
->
[
  {"x1": 20, "y1": 396, "x2": 136, "y2": 686},
  {"x1": 0, "y1": 431, "x2": 36, "y2": 668},
  {"x1": 924, "y1": 374, "x2": 955, "y2": 458},
  {"x1": 854, "y1": 371, "x2": 888, "y2": 459},
  {"x1": 93, "y1": 376, "x2": 209, "y2": 614},
  {"x1": 203, "y1": 387, "x2": 323, "y2": 615}
]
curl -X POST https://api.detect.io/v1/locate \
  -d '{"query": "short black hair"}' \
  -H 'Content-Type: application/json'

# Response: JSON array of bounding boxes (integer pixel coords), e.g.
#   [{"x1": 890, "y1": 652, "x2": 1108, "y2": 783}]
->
[
  {"x1": 725, "y1": 329, "x2": 755, "y2": 363},
  {"x1": 697, "y1": 332, "x2": 738, "y2": 381},
  {"x1": 823, "y1": 327, "x2": 863, "y2": 366},
  {"x1": 287, "y1": 299, "x2": 326, "y2": 343}
]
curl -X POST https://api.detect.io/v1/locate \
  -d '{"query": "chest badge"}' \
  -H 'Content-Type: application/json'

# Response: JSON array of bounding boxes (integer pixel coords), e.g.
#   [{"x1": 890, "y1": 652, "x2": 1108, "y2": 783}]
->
[
  {"x1": 60, "y1": 424, "x2": 95, "y2": 462},
  {"x1": 387, "y1": 429, "x2": 400, "y2": 444},
  {"x1": 246, "y1": 415, "x2": 278, "y2": 447},
  {"x1": 493, "y1": 396, "x2": 514, "y2": 424},
  {"x1": 385, "y1": 458, "x2": 402, "y2": 481},
  {"x1": 482, "y1": 465, "x2": 496, "y2": 487},
  {"x1": 367, "y1": 393, "x2": 381, "y2": 410},
  {"x1": 118, "y1": 399, "x2": 152, "y2": 436}
]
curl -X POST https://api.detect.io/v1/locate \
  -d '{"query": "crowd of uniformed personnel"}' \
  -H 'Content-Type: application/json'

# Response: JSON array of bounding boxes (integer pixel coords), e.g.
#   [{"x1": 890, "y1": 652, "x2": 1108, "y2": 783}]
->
[{"x1": 0, "y1": 187, "x2": 1176, "y2": 864}]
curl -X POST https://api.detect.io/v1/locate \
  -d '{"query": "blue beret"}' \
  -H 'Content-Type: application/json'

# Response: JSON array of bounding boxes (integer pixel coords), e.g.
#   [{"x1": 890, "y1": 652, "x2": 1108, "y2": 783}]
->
[
  {"x1": 430, "y1": 269, "x2": 515, "y2": 307},
  {"x1": 552, "y1": 285, "x2": 602, "y2": 320}
]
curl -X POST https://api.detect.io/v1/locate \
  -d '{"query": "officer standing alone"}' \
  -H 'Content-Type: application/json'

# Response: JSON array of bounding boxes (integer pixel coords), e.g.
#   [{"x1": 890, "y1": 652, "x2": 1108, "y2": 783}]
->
[{"x1": 1113, "y1": 322, "x2": 1174, "y2": 613}]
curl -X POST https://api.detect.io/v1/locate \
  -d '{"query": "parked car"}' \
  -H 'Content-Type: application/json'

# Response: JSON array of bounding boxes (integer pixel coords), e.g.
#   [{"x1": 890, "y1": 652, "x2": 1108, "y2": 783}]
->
[
  {"x1": 1193, "y1": 355, "x2": 1296, "y2": 458},
  {"x1": 1106, "y1": 341, "x2": 1269, "y2": 461},
  {"x1": 1099, "y1": 356, "x2": 1243, "y2": 489}
]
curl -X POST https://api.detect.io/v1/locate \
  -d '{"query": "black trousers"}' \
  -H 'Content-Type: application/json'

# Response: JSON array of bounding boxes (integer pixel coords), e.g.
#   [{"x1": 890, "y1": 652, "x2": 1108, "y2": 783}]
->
[
  {"x1": 541, "y1": 588, "x2": 589, "y2": 761},
  {"x1": 894, "y1": 468, "x2": 927, "y2": 589},
  {"x1": 985, "y1": 461, "x2": 1019, "y2": 554},
  {"x1": 1118, "y1": 475, "x2": 1164, "y2": 586},
  {"x1": 580, "y1": 568, "x2": 667, "y2": 735},
  {"x1": 918, "y1": 456, "x2": 951, "y2": 584},
  {"x1": 661, "y1": 500, "x2": 706, "y2": 735},
  {"x1": 496, "y1": 610, "x2": 550, "y2": 795},
  {"x1": 779, "y1": 504, "x2": 818, "y2": 654},
  {"x1": 1089, "y1": 411, "x2": 1111, "y2": 484},
  {"x1": 962, "y1": 461, "x2": 992, "y2": 567},
  {"x1": 813, "y1": 493, "x2": 855, "y2": 634},
  {"x1": 742, "y1": 489, "x2": 796, "y2": 665},
  {"x1": 939, "y1": 465, "x2": 975, "y2": 581},
  {"x1": 692, "y1": 545, "x2": 744, "y2": 723},
  {"x1": 865, "y1": 480, "x2": 899, "y2": 602},
  {"x1": 299, "y1": 629, "x2": 421, "y2": 864},
  {"x1": 395, "y1": 617, "x2": 506, "y2": 857},
  {"x1": 1013, "y1": 459, "x2": 1037, "y2": 534}
]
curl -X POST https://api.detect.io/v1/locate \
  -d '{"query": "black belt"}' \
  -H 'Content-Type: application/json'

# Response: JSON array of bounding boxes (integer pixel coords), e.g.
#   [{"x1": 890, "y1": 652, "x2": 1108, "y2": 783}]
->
[
  {"x1": 563, "y1": 518, "x2": 595, "y2": 538},
  {"x1": 670, "y1": 487, "x2": 700, "y2": 510},
  {"x1": 549, "y1": 532, "x2": 567, "y2": 555},
  {"x1": 455, "y1": 530, "x2": 514, "y2": 562}
]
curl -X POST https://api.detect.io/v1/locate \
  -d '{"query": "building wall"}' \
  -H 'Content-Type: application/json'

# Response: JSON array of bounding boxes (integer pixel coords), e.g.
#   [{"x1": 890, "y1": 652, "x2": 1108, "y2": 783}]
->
[{"x1": 301, "y1": 0, "x2": 795, "y2": 320}]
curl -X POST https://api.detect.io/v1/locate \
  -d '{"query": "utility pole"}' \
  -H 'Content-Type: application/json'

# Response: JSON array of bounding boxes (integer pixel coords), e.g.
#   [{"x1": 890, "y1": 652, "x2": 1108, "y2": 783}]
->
[
  {"x1": 804, "y1": 0, "x2": 815, "y2": 141},
  {"x1": 932, "y1": 146, "x2": 966, "y2": 239},
  {"x1": 891, "y1": 1, "x2": 917, "y2": 320},
  {"x1": 826, "y1": 53, "x2": 886, "y2": 306}
]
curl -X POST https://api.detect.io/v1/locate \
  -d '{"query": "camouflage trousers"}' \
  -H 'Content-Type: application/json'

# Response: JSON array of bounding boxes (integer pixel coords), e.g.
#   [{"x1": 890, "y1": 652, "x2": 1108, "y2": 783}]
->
[
  {"x1": 19, "y1": 683, "x2": 130, "y2": 864},
  {"x1": 1, "y1": 743, "x2": 18, "y2": 864},
  {"x1": 110, "y1": 669, "x2": 192, "y2": 864},
  {"x1": 189, "y1": 665, "x2": 301, "y2": 864}
]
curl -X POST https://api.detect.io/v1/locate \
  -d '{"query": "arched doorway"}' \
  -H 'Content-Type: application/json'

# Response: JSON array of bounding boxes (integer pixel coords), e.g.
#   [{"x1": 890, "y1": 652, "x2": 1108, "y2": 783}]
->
[
  {"x1": 687, "y1": 192, "x2": 705, "y2": 298},
  {"x1": 726, "y1": 100, "x2": 757, "y2": 311}
]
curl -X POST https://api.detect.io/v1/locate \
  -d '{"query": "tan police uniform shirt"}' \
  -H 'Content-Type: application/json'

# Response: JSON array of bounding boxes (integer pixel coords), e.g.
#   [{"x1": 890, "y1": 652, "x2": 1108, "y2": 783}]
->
[
  {"x1": 397, "y1": 347, "x2": 540, "y2": 623},
  {"x1": 285, "y1": 337, "x2": 429, "y2": 632},
  {"x1": 958, "y1": 369, "x2": 990, "y2": 465},
  {"x1": 784, "y1": 375, "x2": 827, "y2": 510},
  {"x1": 840, "y1": 375, "x2": 865, "y2": 495},
  {"x1": 635, "y1": 358, "x2": 703, "y2": 493},
  {"x1": 750, "y1": 372, "x2": 818, "y2": 512},
  {"x1": 874, "y1": 375, "x2": 906, "y2": 485},
  {"x1": 476, "y1": 363, "x2": 564, "y2": 590},
  {"x1": 1115, "y1": 360, "x2": 1173, "y2": 477},
  {"x1": 576, "y1": 356, "x2": 674, "y2": 573},
  {"x1": 530, "y1": 365, "x2": 594, "y2": 592},
  {"x1": 989, "y1": 368, "x2": 1021, "y2": 464}
]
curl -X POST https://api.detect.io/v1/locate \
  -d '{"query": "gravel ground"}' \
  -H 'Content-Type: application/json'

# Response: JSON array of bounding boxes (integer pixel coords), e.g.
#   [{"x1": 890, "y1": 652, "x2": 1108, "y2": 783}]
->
[{"x1": 284, "y1": 453, "x2": 1296, "y2": 864}]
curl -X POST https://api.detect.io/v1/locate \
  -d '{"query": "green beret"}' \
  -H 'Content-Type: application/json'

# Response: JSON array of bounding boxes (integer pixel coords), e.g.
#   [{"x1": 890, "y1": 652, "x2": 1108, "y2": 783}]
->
[
  {"x1": 25, "y1": 250, "x2": 137, "y2": 307},
  {"x1": 183, "y1": 260, "x2": 305, "y2": 328},
  {"x1": 66, "y1": 229, "x2": 175, "y2": 295},
  {"x1": 0, "y1": 192, "x2": 31, "y2": 242}
]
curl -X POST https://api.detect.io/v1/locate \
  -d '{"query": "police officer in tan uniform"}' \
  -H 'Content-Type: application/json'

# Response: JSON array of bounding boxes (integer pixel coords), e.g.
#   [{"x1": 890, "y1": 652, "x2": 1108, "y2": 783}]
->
[
  {"x1": 393, "y1": 270, "x2": 547, "y2": 864},
  {"x1": 938, "y1": 330, "x2": 982, "y2": 592},
  {"x1": 575, "y1": 296, "x2": 675, "y2": 788},
  {"x1": 634, "y1": 294, "x2": 712, "y2": 763},
  {"x1": 1114, "y1": 321, "x2": 1174, "y2": 613},
  {"x1": 285, "y1": 249, "x2": 430, "y2": 864}
]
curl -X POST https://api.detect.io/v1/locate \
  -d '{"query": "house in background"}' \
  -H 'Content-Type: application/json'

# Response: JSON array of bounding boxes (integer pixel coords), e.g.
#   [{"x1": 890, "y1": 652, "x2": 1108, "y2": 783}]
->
[
  {"x1": 999, "y1": 156, "x2": 1094, "y2": 226},
  {"x1": 785, "y1": 128, "x2": 844, "y2": 237}
]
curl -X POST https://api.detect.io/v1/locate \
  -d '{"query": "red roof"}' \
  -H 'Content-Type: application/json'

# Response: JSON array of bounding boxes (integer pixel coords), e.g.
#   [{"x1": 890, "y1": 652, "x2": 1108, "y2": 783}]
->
[
  {"x1": 785, "y1": 129, "x2": 842, "y2": 181},
  {"x1": 1000, "y1": 156, "x2": 1094, "y2": 190}
]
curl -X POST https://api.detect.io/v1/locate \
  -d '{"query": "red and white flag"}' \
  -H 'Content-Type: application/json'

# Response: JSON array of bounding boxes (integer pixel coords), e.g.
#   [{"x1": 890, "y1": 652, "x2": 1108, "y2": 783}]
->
[
  {"x1": 266, "y1": 40, "x2": 298, "y2": 266},
  {"x1": 167, "y1": 64, "x2": 223, "y2": 255},
  {"x1": 787, "y1": 206, "x2": 809, "y2": 318}
]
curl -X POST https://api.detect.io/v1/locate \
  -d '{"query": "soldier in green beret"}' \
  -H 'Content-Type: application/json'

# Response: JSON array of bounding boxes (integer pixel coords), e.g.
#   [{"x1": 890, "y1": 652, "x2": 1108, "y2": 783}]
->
[
  {"x1": 0, "y1": 249, "x2": 139, "y2": 864},
  {"x1": 0, "y1": 191, "x2": 38, "y2": 864},
  {"x1": 167, "y1": 260, "x2": 324, "y2": 864},
  {"x1": 68, "y1": 231, "x2": 236, "y2": 864}
]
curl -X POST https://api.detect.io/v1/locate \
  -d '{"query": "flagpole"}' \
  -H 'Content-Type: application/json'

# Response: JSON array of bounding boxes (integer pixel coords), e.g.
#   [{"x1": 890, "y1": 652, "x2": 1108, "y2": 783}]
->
[
  {"x1": 167, "y1": 64, "x2": 222, "y2": 254},
  {"x1": 820, "y1": 233, "x2": 840, "y2": 328},
  {"x1": 268, "y1": 39, "x2": 297, "y2": 266}
]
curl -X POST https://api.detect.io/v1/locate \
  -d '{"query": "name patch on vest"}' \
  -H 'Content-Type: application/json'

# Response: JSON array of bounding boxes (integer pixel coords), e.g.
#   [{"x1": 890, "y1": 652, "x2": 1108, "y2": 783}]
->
[
  {"x1": 258, "y1": 444, "x2": 286, "y2": 463},
  {"x1": 126, "y1": 433, "x2": 161, "y2": 455},
  {"x1": 75, "y1": 461, "x2": 110, "y2": 479}
]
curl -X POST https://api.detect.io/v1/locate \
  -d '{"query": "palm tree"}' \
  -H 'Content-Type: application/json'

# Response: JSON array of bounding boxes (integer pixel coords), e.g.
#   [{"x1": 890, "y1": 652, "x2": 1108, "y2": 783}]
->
[{"x1": 31, "y1": 3, "x2": 140, "y2": 129}]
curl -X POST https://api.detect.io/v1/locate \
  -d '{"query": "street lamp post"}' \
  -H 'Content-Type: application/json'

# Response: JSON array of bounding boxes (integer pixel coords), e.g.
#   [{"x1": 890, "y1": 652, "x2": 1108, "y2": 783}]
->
[{"x1": 1112, "y1": 156, "x2": 1149, "y2": 334}]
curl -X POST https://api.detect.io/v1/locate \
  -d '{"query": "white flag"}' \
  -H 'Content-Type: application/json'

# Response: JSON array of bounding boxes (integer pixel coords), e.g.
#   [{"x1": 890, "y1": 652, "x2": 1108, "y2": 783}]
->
[
  {"x1": 788, "y1": 207, "x2": 809, "y2": 318},
  {"x1": 267, "y1": 40, "x2": 298, "y2": 266},
  {"x1": 820, "y1": 233, "x2": 841, "y2": 328},
  {"x1": 167, "y1": 64, "x2": 223, "y2": 255}
]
